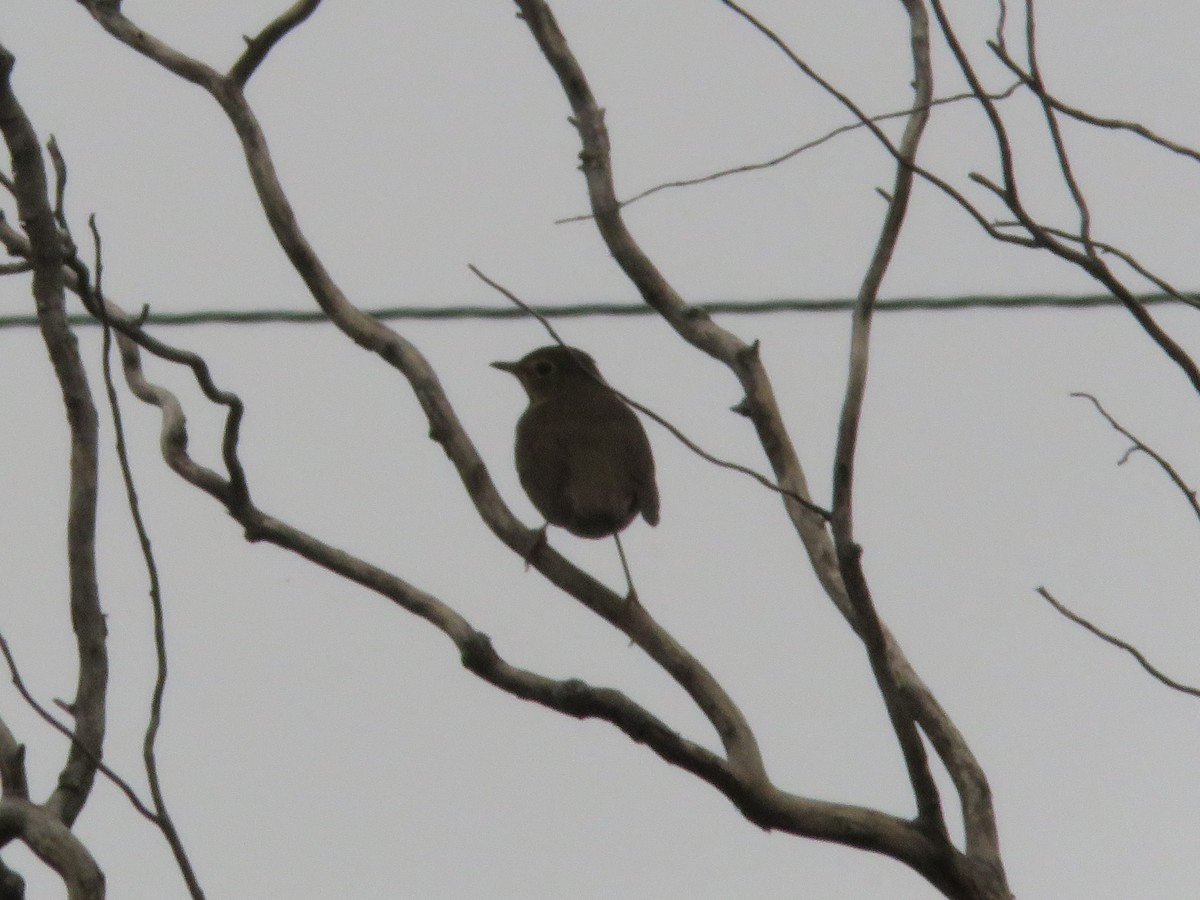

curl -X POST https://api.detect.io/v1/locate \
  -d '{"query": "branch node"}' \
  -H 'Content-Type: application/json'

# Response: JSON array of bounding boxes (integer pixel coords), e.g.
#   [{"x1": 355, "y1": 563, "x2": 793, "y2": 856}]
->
[
  {"x1": 734, "y1": 339, "x2": 761, "y2": 366},
  {"x1": 459, "y1": 631, "x2": 498, "y2": 672},
  {"x1": 53, "y1": 698, "x2": 76, "y2": 717}
]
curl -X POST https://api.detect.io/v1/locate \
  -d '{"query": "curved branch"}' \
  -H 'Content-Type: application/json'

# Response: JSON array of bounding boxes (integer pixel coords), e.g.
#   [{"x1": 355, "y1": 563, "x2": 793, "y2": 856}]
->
[
  {"x1": 0, "y1": 799, "x2": 103, "y2": 900},
  {"x1": 827, "y1": 0, "x2": 949, "y2": 843},
  {"x1": 1036, "y1": 588, "x2": 1200, "y2": 699},
  {"x1": 0, "y1": 44, "x2": 107, "y2": 830}
]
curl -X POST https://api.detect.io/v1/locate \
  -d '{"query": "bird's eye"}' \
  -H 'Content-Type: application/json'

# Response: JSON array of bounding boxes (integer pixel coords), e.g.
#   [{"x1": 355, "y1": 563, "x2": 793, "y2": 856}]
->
[{"x1": 533, "y1": 360, "x2": 554, "y2": 377}]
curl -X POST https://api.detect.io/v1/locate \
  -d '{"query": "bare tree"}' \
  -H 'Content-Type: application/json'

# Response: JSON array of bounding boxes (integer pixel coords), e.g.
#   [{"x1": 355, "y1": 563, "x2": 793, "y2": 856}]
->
[{"x1": 1, "y1": 1, "x2": 1197, "y2": 898}]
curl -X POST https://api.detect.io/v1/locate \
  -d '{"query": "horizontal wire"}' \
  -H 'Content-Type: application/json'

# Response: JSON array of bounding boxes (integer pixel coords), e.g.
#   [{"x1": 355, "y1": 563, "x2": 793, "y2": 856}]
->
[{"x1": 0, "y1": 291, "x2": 1191, "y2": 330}]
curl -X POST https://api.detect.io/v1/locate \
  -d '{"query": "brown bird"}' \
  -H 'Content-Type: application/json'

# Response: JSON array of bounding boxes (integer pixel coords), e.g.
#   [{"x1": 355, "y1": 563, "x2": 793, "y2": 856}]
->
[
  {"x1": 493, "y1": 345, "x2": 658, "y2": 598},
  {"x1": 493, "y1": 345, "x2": 658, "y2": 535}
]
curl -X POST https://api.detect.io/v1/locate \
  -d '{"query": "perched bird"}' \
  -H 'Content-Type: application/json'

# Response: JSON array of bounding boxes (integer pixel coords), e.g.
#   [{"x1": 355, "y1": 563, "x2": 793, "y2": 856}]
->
[{"x1": 492, "y1": 345, "x2": 658, "y2": 549}]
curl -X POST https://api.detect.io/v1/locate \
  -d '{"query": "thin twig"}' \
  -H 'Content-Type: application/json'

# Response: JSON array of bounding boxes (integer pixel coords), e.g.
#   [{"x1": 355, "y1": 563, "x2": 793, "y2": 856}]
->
[
  {"x1": 929, "y1": 0, "x2": 1200, "y2": 400},
  {"x1": 0, "y1": 631, "x2": 158, "y2": 822},
  {"x1": 468, "y1": 264, "x2": 565, "y2": 344},
  {"x1": 1007, "y1": 225, "x2": 1200, "y2": 311},
  {"x1": 1022, "y1": 0, "x2": 1095, "y2": 259},
  {"x1": 555, "y1": 82, "x2": 1020, "y2": 224},
  {"x1": 1035, "y1": 588, "x2": 1200, "y2": 699},
  {"x1": 89, "y1": 217, "x2": 207, "y2": 899},
  {"x1": 1071, "y1": 392, "x2": 1200, "y2": 525},
  {"x1": 988, "y1": 39, "x2": 1200, "y2": 169}
]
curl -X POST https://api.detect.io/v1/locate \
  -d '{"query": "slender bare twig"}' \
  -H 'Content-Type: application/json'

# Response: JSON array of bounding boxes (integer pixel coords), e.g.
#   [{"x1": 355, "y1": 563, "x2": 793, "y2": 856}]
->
[
  {"x1": 1071, "y1": 392, "x2": 1200, "y2": 525},
  {"x1": 0, "y1": 797, "x2": 103, "y2": 899},
  {"x1": 0, "y1": 632, "x2": 157, "y2": 823},
  {"x1": 468, "y1": 264, "x2": 566, "y2": 344},
  {"x1": 1021, "y1": 0, "x2": 1095, "y2": 259},
  {"x1": 88, "y1": 218, "x2": 206, "y2": 899},
  {"x1": 0, "y1": 715, "x2": 29, "y2": 801},
  {"x1": 0, "y1": 213, "x2": 252, "y2": 512},
  {"x1": 555, "y1": 82, "x2": 1020, "y2": 223},
  {"x1": 1035, "y1": 588, "x2": 1200, "y2": 699},
  {"x1": 988, "y1": 38, "x2": 1200, "y2": 168},
  {"x1": 469, "y1": 264, "x2": 831, "y2": 520}
]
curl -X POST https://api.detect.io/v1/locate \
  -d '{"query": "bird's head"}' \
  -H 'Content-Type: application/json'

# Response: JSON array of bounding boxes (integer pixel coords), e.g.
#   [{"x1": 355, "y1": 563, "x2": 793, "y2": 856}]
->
[{"x1": 492, "y1": 345, "x2": 604, "y2": 401}]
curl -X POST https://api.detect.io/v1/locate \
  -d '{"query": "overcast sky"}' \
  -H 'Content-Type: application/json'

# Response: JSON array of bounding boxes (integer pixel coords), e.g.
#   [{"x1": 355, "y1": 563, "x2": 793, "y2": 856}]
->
[{"x1": 4, "y1": 2, "x2": 1200, "y2": 898}]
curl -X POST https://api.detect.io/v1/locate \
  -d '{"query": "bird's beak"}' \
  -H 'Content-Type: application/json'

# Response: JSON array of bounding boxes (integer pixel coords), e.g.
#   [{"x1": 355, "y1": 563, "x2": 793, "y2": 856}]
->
[{"x1": 491, "y1": 360, "x2": 519, "y2": 374}]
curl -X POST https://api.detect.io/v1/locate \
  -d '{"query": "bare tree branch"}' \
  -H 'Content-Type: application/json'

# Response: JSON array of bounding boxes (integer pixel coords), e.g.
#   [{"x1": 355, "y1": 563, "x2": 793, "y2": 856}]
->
[
  {"x1": 1071, "y1": 392, "x2": 1200, "y2": 526},
  {"x1": 718, "y1": 4, "x2": 1012, "y2": 892},
  {"x1": 0, "y1": 716, "x2": 29, "y2": 802},
  {"x1": 1005, "y1": 225, "x2": 1200, "y2": 311},
  {"x1": 1035, "y1": 588, "x2": 1200, "y2": 699},
  {"x1": 0, "y1": 855, "x2": 24, "y2": 900},
  {"x1": 823, "y1": 0, "x2": 952, "y2": 848},
  {"x1": 0, "y1": 799, "x2": 103, "y2": 900},
  {"x1": 0, "y1": 41, "x2": 107, "y2": 831},
  {"x1": 229, "y1": 0, "x2": 324, "y2": 86},
  {"x1": 927, "y1": 0, "x2": 1200, "y2": 400},
  {"x1": 988, "y1": 37, "x2": 1200, "y2": 169}
]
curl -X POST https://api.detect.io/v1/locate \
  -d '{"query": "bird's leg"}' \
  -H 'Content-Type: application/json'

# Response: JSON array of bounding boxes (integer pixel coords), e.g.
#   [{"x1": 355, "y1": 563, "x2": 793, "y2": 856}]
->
[
  {"x1": 613, "y1": 533, "x2": 640, "y2": 606},
  {"x1": 523, "y1": 524, "x2": 548, "y2": 569}
]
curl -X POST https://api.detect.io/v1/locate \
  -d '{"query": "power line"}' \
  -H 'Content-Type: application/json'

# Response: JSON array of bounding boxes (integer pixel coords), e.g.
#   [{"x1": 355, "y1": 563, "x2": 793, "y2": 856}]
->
[{"x1": 0, "y1": 291, "x2": 1192, "y2": 330}]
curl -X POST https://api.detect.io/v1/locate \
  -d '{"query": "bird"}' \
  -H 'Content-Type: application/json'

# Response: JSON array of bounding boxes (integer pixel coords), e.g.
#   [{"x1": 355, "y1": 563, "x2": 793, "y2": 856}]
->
[{"x1": 492, "y1": 345, "x2": 658, "y2": 598}]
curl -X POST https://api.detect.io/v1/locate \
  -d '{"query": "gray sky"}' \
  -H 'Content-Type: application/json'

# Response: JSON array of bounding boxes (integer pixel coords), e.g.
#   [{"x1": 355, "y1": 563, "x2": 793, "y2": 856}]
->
[{"x1": 4, "y1": 2, "x2": 1200, "y2": 897}]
